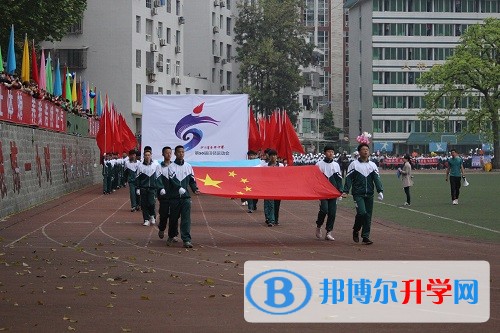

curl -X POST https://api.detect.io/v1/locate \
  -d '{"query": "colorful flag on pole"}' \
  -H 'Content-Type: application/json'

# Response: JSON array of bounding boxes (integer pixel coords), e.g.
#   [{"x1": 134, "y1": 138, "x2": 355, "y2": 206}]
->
[
  {"x1": 21, "y1": 34, "x2": 30, "y2": 83},
  {"x1": 71, "y1": 73, "x2": 77, "y2": 102},
  {"x1": 38, "y1": 50, "x2": 46, "y2": 90},
  {"x1": 193, "y1": 166, "x2": 341, "y2": 200},
  {"x1": 53, "y1": 59, "x2": 62, "y2": 97},
  {"x1": 0, "y1": 46, "x2": 4, "y2": 72},
  {"x1": 6, "y1": 25, "x2": 16, "y2": 74},
  {"x1": 65, "y1": 68, "x2": 72, "y2": 102},
  {"x1": 31, "y1": 40, "x2": 39, "y2": 84},
  {"x1": 45, "y1": 53, "x2": 53, "y2": 94}
]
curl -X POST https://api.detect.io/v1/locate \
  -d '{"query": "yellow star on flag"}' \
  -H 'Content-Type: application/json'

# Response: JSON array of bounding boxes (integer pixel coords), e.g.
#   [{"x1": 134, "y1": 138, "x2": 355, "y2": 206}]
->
[
  {"x1": 197, "y1": 174, "x2": 223, "y2": 188},
  {"x1": 228, "y1": 171, "x2": 237, "y2": 177},
  {"x1": 244, "y1": 186, "x2": 252, "y2": 192},
  {"x1": 240, "y1": 178, "x2": 249, "y2": 184}
]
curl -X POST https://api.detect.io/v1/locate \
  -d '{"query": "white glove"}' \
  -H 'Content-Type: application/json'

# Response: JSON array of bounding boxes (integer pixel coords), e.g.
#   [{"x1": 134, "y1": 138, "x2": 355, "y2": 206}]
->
[
  {"x1": 160, "y1": 189, "x2": 166, "y2": 196},
  {"x1": 337, "y1": 196, "x2": 342, "y2": 202},
  {"x1": 377, "y1": 192, "x2": 384, "y2": 201},
  {"x1": 136, "y1": 189, "x2": 140, "y2": 195},
  {"x1": 397, "y1": 168, "x2": 402, "y2": 172},
  {"x1": 178, "y1": 187, "x2": 186, "y2": 195}
]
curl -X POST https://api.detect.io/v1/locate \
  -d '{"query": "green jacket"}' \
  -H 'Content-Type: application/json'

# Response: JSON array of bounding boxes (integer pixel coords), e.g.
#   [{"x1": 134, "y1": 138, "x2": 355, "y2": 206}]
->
[
  {"x1": 167, "y1": 160, "x2": 199, "y2": 199},
  {"x1": 135, "y1": 161, "x2": 159, "y2": 190},
  {"x1": 156, "y1": 161, "x2": 172, "y2": 199},
  {"x1": 343, "y1": 159, "x2": 383, "y2": 197},
  {"x1": 316, "y1": 158, "x2": 343, "y2": 193}
]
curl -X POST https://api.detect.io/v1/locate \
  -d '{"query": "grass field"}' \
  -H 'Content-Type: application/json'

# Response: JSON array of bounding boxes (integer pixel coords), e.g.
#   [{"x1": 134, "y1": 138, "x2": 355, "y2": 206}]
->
[{"x1": 340, "y1": 171, "x2": 500, "y2": 242}]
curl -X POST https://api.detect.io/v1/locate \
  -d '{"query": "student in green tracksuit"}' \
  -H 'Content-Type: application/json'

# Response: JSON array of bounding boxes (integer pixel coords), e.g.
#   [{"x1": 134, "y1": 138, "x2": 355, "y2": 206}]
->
[
  {"x1": 342, "y1": 143, "x2": 383, "y2": 245},
  {"x1": 167, "y1": 146, "x2": 200, "y2": 248},
  {"x1": 135, "y1": 148, "x2": 159, "y2": 226},
  {"x1": 315, "y1": 145, "x2": 343, "y2": 241},
  {"x1": 157, "y1": 146, "x2": 178, "y2": 245},
  {"x1": 102, "y1": 153, "x2": 113, "y2": 194},
  {"x1": 124, "y1": 149, "x2": 140, "y2": 212}
]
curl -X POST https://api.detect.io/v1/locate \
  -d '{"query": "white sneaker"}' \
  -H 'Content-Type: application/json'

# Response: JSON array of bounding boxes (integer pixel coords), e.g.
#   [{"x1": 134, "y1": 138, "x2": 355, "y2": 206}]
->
[
  {"x1": 325, "y1": 232, "x2": 335, "y2": 241},
  {"x1": 315, "y1": 227, "x2": 322, "y2": 239},
  {"x1": 149, "y1": 216, "x2": 156, "y2": 225},
  {"x1": 452, "y1": 199, "x2": 458, "y2": 205},
  {"x1": 404, "y1": 202, "x2": 410, "y2": 206},
  {"x1": 241, "y1": 201, "x2": 247, "y2": 206},
  {"x1": 143, "y1": 220, "x2": 150, "y2": 226}
]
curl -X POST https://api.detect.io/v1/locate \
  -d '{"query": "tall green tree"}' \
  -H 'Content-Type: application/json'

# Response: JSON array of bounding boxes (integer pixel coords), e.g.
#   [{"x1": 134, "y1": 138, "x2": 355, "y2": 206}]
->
[
  {"x1": 234, "y1": 0, "x2": 315, "y2": 124},
  {"x1": 418, "y1": 18, "x2": 500, "y2": 169},
  {"x1": 0, "y1": 0, "x2": 87, "y2": 50},
  {"x1": 320, "y1": 110, "x2": 341, "y2": 141}
]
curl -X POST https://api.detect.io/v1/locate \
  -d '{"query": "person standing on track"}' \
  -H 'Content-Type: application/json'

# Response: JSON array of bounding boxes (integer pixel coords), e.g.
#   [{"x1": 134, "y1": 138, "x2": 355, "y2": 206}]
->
[
  {"x1": 157, "y1": 146, "x2": 179, "y2": 245},
  {"x1": 398, "y1": 154, "x2": 413, "y2": 206},
  {"x1": 135, "y1": 148, "x2": 158, "y2": 226},
  {"x1": 167, "y1": 146, "x2": 200, "y2": 248},
  {"x1": 342, "y1": 143, "x2": 384, "y2": 245},
  {"x1": 446, "y1": 149, "x2": 465, "y2": 205},
  {"x1": 315, "y1": 145, "x2": 343, "y2": 241}
]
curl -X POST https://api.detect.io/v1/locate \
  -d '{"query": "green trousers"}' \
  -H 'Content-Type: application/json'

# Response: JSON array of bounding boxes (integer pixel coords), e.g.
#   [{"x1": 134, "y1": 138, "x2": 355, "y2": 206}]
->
[{"x1": 353, "y1": 195, "x2": 374, "y2": 239}]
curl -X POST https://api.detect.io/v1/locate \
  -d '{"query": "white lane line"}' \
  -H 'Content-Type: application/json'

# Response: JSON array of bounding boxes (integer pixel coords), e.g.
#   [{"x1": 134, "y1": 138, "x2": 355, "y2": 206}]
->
[
  {"x1": 73, "y1": 200, "x2": 128, "y2": 247},
  {"x1": 4, "y1": 195, "x2": 103, "y2": 248},
  {"x1": 195, "y1": 195, "x2": 218, "y2": 247},
  {"x1": 62, "y1": 221, "x2": 93, "y2": 224},
  {"x1": 377, "y1": 201, "x2": 500, "y2": 234}
]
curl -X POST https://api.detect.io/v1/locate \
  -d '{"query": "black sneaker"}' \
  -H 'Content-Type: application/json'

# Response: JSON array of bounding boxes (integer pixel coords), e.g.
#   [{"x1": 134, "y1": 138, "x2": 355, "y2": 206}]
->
[
  {"x1": 362, "y1": 238, "x2": 373, "y2": 245},
  {"x1": 247, "y1": 210, "x2": 252, "y2": 213},
  {"x1": 158, "y1": 230, "x2": 164, "y2": 239},
  {"x1": 353, "y1": 231, "x2": 360, "y2": 243},
  {"x1": 183, "y1": 241, "x2": 193, "y2": 248},
  {"x1": 267, "y1": 223, "x2": 274, "y2": 227},
  {"x1": 131, "y1": 208, "x2": 135, "y2": 212}
]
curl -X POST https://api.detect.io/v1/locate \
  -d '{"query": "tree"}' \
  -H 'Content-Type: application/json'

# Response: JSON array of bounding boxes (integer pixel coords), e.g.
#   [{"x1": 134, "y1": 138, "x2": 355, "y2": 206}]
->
[
  {"x1": 234, "y1": 0, "x2": 315, "y2": 124},
  {"x1": 0, "y1": 0, "x2": 87, "y2": 50},
  {"x1": 418, "y1": 18, "x2": 500, "y2": 169},
  {"x1": 320, "y1": 109, "x2": 342, "y2": 141}
]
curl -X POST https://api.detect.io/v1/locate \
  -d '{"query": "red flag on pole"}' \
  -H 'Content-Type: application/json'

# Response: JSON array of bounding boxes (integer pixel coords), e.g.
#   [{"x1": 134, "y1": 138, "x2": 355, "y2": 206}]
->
[
  {"x1": 248, "y1": 107, "x2": 262, "y2": 152},
  {"x1": 95, "y1": 107, "x2": 113, "y2": 154},
  {"x1": 31, "y1": 40, "x2": 39, "y2": 84},
  {"x1": 193, "y1": 166, "x2": 341, "y2": 200}
]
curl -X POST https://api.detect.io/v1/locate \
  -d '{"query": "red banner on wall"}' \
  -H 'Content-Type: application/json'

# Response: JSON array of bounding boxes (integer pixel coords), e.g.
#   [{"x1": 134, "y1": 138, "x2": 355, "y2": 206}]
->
[
  {"x1": 88, "y1": 117, "x2": 99, "y2": 138},
  {"x1": 0, "y1": 85, "x2": 66, "y2": 132}
]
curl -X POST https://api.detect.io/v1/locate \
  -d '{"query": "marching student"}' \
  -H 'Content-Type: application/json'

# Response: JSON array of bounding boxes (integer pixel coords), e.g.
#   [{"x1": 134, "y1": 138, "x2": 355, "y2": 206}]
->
[
  {"x1": 135, "y1": 147, "x2": 158, "y2": 226},
  {"x1": 168, "y1": 145, "x2": 200, "y2": 248},
  {"x1": 446, "y1": 149, "x2": 465, "y2": 205},
  {"x1": 342, "y1": 143, "x2": 384, "y2": 245},
  {"x1": 157, "y1": 146, "x2": 179, "y2": 245},
  {"x1": 263, "y1": 150, "x2": 284, "y2": 227},
  {"x1": 102, "y1": 153, "x2": 113, "y2": 194},
  {"x1": 315, "y1": 145, "x2": 343, "y2": 241},
  {"x1": 124, "y1": 149, "x2": 140, "y2": 212}
]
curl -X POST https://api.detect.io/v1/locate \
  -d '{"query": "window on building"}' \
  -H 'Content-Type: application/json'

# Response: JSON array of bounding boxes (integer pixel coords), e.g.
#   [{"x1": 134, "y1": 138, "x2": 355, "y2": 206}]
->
[
  {"x1": 166, "y1": 90, "x2": 171, "y2": 95},
  {"x1": 219, "y1": 42, "x2": 224, "y2": 58},
  {"x1": 220, "y1": 69, "x2": 224, "y2": 84},
  {"x1": 212, "y1": 68, "x2": 215, "y2": 83},
  {"x1": 175, "y1": 61, "x2": 180, "y2": 76},
  {"x1": 212, "y1": 40, "x2": 216, "y2": 54},
  {"x1": 158, "y1": 22, "x2": 163, "y2": 38},
  {"x1": 157, "y1": 54, "x2": 163, "y2": 72},
  {"x1": 158, "y1": 87, "x2": 163, "y2": 94},
  {"x1": 166, "y1": 59, "x2": 171, "y2": 75},
  {"x1": 186, "y1": 88, "x2": 191, "y2": 94},
  {"x1": 227, "y1": 0, "x2": 231, "y2": 9},
  {"x1": 146, "y1": 51, "x2": 154, "y2": 72},
  {"x1": 166, "y1": 28, "x2": 171, "y2": 43},
  {"x1": 136, "y1": 16, "x2": 141, "y2": 33},
  {"x1": 136, "y1": 84, "x2": 141, "y2": 102},
  {"x1": 203, "y1": 90, "x2": 208, "y2": 95},
  {"x1": 220, "y1": 15, "x2": 224, "y2": 29},
  {"x1": 176, "y1": 0, "x2": 181, "y2": 15},
  {"x1": 212, "y1": 12, "x2": 216, "y2": 26},
  {"x1": 68, "y1": 19, "x2": 83, "y2": 34},
  {"x1": 146, "y1": 0, "x2": 152, "y2": 8},
  {"x1": 373, "y1": 120, "x2": 383, "y2": 133},
  {"x1": 136, "y1": 49, "x2": 141, "y2": 68},
  {"x1": 55, "y1": 49, "x2": 87, "y2": 69},
  {"x1": 166, "y1": 0, "x2": 171, "y2": 13},
  {"x1": 146, "y1": 85, "x2": 154, "y2": 94},
  {"x1": 146, "y1": 19, "x2": 153, "y2": 41},
  {"x1": 226, "y1": 71, "x2": 232, "y2": 90},
  {"x1": 194, "y1": 89, "x2": 199, "y2": 94},
  {"x1": 175, "y1": 30, "x2": 181, "y2": 46},
  {"x1": 226, "y1": 44, "x2": 232, "y2": 62}
]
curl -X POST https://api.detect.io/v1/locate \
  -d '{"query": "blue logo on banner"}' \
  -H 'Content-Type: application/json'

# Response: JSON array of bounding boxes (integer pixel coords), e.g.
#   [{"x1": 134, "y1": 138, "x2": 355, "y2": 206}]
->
[
  {"x1": 429, "y1": 142, "x2": 447, "y2": 152},
  {"x1": 374, "y1": 142, "x2": 393, "y2": 152},
  {"x1": 245, "y1": 269, "x2": 312, "y2": 315}
]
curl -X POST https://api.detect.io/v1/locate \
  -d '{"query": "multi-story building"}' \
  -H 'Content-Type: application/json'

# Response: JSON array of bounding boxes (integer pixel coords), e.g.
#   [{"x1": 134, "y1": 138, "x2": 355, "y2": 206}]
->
[
  {"x1": 41, "y1": 0, "x2": 240, "y2": 135},
  {"x1": 344, "y1": 0, "x2": 499, "y2": 153}
]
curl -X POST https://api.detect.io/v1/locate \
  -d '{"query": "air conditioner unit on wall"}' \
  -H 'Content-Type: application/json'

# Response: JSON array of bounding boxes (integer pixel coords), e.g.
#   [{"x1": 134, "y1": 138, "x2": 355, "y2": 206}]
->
[
  {"x1": 147, "y1": 73, "x2": 156, "y2": 82},
  {"x1": 214, "y1": 0, "x2": 220, "y2": 7},
  {"x1": 156, "y1": 61, "x2": 163, "y2": 68},
  {"x1": 175, "y1": 45, "x2": 181, "y2": 53},
  {"x1": 154, "y1": 0, "x2": 161, "y2": 7},
  {"x1": 221, "y1": 59, "x2": 227, "y2": 65},
  {"x1": 159, "y1": 38, "x2": 166, "y2": 46},
  {"x1": 178, "y1": 16, "x2": 185, "y2": 24},
  {"x1": 220, "y1": 85, "x2": 225, "y2": 91},
  {"x1": 214, "y1": 55, "x2": 220, "y2": 63},
  {"x1": 150, "y1": 43, "x2": 158, "y2": 52},
  {"x1": 220, "y1": 1, "x2": 226, "y2": 7},
  {"x1": 171, "y1": 77, "x2": 181, "y2": 85},
  {"x1": 151, "y1": 7, "x2": 158, "y2": 16},
  {"x1": 213, "y1": 26, "x2": 219, "y2": 33}
]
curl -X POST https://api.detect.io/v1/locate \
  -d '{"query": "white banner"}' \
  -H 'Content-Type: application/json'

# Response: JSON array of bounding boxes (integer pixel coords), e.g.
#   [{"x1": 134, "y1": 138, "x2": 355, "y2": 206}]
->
[{"x1": 142, "y1": 95, "x2": 248, "y2": 161}]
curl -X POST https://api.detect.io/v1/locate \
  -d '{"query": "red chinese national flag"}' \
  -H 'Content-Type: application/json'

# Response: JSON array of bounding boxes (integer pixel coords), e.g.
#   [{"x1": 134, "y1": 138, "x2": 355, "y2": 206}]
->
[{"x1": 193, "y1": 166, "x2": 341, "y2": 200}]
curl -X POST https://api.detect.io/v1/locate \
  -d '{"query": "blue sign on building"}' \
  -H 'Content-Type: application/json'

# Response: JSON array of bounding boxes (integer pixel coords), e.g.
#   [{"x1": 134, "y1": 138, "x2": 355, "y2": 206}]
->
[
  {"x1": 429, "y1": 142, "x2": 447, "y2": 152},
  {"x1": 373, "y1": 142, "x2": 393, "y2": 152}
]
